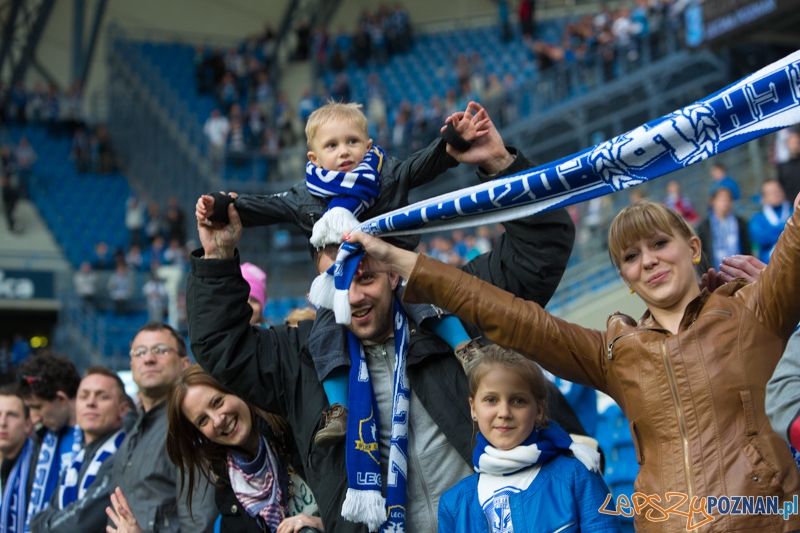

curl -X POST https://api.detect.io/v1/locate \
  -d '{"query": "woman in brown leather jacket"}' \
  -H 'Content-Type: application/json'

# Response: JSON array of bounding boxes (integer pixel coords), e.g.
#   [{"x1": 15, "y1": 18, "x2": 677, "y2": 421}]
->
[{"x1": 346, "y1": 198, "x2": 800, "y2": 533}]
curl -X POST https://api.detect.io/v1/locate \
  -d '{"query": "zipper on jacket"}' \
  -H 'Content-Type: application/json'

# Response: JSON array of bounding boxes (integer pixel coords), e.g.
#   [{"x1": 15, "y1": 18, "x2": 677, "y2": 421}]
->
[
  {"x1": 607, "y1": 331, "x2": 638, "y2": 359},
  {"x1": 661, "y1": 338, "x2": 694, "y2": 502}
]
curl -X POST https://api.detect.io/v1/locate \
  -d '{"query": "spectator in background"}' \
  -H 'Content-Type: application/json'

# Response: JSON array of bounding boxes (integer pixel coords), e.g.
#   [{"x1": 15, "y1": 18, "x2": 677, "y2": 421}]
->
[
  {"x1": 663, "y1": 180, "x2": 698, "y2": 225},
  {"x1": 142, "y1": 274, "x2": 168, "y2": 323},
  {"x1": 778, "y1": 130, "x2": 800, "y2": 204},
  {"x1": 285, "y1": 307, "x2": 316, "y2": 327},
  {"x1": 91, "y1": 241, "x2": 113, "y2": 270},
  {"x1": 329, "y1": 73, "x2": 352, "y2": 103},
  {"x1": 165, "y1": 197, "x2": 186, "y2": 245},
  {"x1": 0, "y1": 384, "x2": 34, "y2": 533},
  {"x1": 519, "y1": 0, "x2": 536, "y2": 38},
  {"x1": 498, "y1": 0, "x2": 511, "y2": 42},
  {"x1": 95, "y1": 125, "x2": 115, "y2": 174},
  {"x1": 125, "y1": 244, "x2": 146, "y2": 273},
  {"x1": 163, "y1": 238, "x2": 187, "y2": 268},
  {"x1": 352, "y1": 22, "x2": 371, "y2": 68},
  {"x1": 696, "y1": 186, "x2": 750, "y2": 272},
  {"x1": 750, "y1": 180, "x2": 792, "y2": 263},
  {"x1": 15, "y1": 137, "x2": 36, "y2": 200},
  {"x1": 29, "y1": 368, "x2": 129, "y2": 533},
  {"x1": 1, "y1": 174, "x2": 20, "y2": 233},
  {"x1": 203, "y1": 109, "x2": 230, "y2": 174},
  {"x1": 243, "y1": 103, "x2": 265, "y2": 148},
  {"x1": 144, "y1": 201, "x2": 163, "y2": 245},
  {"x1": 27, "y1": 83, "x2": 46, "y2": 123},
  {"x1": 241, "y1": 262, "x2": 268, "y2": 326},
  {"x1": 18, "y1": 353, "x2": 82, "y2": 525},
  {"x1": 226, "y1": 118, "x2": 248, "y2": 167},
  {"x1": 125, "y1": 196, "x2": 146, "y2": 248},
  {"x1": 73, "y1": 261, "x2": 99, "y2": 306},
  {"x1": 274, "y1": 92, "x2": 296, "y2": 147},
  {"x1": 709, "y1": 163, "x2": 741, "y2": 201},
  {"x1": 45, "y1": 84, "x2": 60, "y2": 137},
  {"x1": 10, "y1": 81, "x2": 28, "y2": 125},
  {"x1": 110, "y1": 322, "x2": 216, "y2": 532},
  {"x1": 108, "y1": 263, "x2": 132, "y2": 316},
  {"x1": 70, "y1": 127, "x2": 91, "y2": 174},
  {"x1": 10, "y1": 335, "x2": 30, "y2": 372},
  {"x1": 298, "y1": 88, "x2": 318, "y2": 126},
  {"x1": 148, "y1": 235, "x2": 167, "y2": 270}
]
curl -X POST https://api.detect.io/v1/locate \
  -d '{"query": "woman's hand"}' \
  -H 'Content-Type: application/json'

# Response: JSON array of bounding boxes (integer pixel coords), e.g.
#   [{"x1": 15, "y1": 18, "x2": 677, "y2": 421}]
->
[
  {"x1": 344, "y1": 231, "x2": 419, "y2": 279},
  {"x1": 276, "y1": 513, "x2": 325, "y2": 533},
  {"x1": 106, "y1": 487, "x2": 143, "y2": 533}
]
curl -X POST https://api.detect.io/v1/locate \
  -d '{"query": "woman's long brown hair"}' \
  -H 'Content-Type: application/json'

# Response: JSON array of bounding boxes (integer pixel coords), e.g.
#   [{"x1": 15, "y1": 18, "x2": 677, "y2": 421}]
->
[{"x1": 166, "y1": 364, "x2": 289, "y2": 509}]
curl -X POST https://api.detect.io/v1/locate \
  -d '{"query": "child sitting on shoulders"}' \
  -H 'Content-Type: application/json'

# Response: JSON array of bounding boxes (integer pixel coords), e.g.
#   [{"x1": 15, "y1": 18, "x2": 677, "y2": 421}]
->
[
  {"x1": 197, "y1": 101, "x2": 490, "y2": 447},
  {"x1": 438, "y1": 344, "x2": 620, "y2": 533}
]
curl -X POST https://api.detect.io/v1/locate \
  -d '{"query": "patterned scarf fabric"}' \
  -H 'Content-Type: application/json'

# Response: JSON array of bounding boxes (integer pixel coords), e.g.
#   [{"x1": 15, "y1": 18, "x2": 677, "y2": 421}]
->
[
  {"x1": 473, "y1": 422, "x2": 599, "y2": 476},
  {"x1": 0, "y1": 439, "x2": 33, "y2": 533},
  {"x1": 26, "y1": 424, "x2": 83, "y2": 530},
  {"x1": 341, "y1": 299, "x2": 410, "y2": 533},
  {"x1": 306, "y1": 146, "x2": 386, "y2": 249},
  {"x1": 58, "y1": 429, "x2": 125, "y2": 509},
  {"x1": 305, "y1": 50, "x2": 800, "y2": 324},
  {"x1": 227, "y1": 434, "x2": 287, "y2": 531}
]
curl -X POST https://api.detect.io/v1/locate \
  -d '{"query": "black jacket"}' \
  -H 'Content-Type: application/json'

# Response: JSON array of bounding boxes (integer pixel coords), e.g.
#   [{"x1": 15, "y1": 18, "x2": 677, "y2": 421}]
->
[
  {"x1": 696, "y1": 213, "x2": 751, "y2": 272},
  {"x1": 232, "y1": 137, "x2": 459, "y2": 251},
  {"x1": 188, "y1": 151, "x2": 578, "y2": 533}
]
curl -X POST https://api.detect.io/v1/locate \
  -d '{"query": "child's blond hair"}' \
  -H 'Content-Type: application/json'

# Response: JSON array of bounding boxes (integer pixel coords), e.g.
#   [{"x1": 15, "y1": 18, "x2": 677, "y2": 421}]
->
[{"x1": 305, "y1": 101, "x2": 369, "y2": 148}]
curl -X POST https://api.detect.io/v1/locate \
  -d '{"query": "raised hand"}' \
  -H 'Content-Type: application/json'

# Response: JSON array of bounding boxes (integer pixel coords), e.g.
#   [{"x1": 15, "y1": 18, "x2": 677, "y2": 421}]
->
[
  {"x1": 441, "y1": 101, "x2": 514, "y2": 174},
  {"x1": 106, "y1": 487, "x2": 143, "y2": 533},
  {"x1": 195, "y1": 194, "x2": 215, "y2": 226},
  {"x1": 197, "y1": 192, "x2": 241, "y2": 259}
]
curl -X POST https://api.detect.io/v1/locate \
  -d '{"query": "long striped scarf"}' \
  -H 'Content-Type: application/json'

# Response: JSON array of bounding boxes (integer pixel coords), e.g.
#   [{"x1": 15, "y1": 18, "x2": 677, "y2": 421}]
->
[
  {"x1": 308, "y1": 50, "x2": 800, "y2": 323},
  {"x1": 227, "y1": 434, "x2": 286, "y2": 531},
  {"x1": 0, "y1": 439, "x2": 33, "y2": 533},
  {"x1": 57, "y1": 429, "x2": 125, "y2": 509},
  {"x1": 341, "y1": 299, "x2": 410, "y2": 533}
]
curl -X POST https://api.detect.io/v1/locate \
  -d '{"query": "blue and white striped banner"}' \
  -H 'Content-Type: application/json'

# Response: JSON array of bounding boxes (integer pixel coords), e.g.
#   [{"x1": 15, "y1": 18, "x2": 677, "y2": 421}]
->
[{"x1": 322, "y1": 49, "x2": 800, "y2": 323}]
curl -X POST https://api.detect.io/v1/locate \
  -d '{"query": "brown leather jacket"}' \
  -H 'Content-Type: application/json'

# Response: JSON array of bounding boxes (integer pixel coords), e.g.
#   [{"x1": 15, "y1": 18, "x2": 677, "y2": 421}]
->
[{"x1": 403, "y1": 210, "x2": 800, "y2": 532}]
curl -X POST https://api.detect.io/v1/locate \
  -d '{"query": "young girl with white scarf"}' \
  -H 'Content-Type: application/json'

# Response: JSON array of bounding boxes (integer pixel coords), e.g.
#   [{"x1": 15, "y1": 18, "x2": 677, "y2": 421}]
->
[{"x1": 438, "y1": 345, "x2": 620, "y2": 533}]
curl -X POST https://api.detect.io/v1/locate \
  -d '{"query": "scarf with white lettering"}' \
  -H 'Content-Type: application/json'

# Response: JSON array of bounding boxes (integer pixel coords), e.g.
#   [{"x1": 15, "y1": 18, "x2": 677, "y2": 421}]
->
[
  {"x1": 57, "y1": 429, "x2": 124, "y2": 509},
  {"x1": 306, "y1": 146, "x2": 385, "y2": 249},
  {"x1": 307, "y1": 50, "x2": 800, "y2": 323},
  {"x1": 0, "y1": 439, "x2": 33, "y2": 533},
  {"x1": 26, "y1": 424, "x2": 82, "y2": 529},
  {"x1": 341, "y1": 299, "x2": 409, "y2": 533}
]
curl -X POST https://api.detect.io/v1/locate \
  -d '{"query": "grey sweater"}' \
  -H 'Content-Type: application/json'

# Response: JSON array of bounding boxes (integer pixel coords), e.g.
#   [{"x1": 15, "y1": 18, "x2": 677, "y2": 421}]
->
[{"x1": 766, "y1": 328, "x2": 800, "y2": 451}]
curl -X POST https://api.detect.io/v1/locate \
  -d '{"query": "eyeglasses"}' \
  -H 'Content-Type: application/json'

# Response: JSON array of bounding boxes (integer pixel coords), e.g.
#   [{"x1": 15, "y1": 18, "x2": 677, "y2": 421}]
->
[
  {"x1": 129, "y1": 344, "x2": 177, "y2": 359},
  {"x1": 19, "y1": 375, "x2": 43, "y2": 384}
]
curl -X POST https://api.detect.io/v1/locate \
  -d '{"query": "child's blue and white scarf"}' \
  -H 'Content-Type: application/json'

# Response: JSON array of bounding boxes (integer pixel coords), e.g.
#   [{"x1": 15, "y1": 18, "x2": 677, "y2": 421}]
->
[
  {"x1": 473, "y1": 422, "x2": 599, "y2": 476},
  {"x1": 0, "y1": 439, "x2": 33, "y2": 533},
  {"x1": 307, "y1": 50, "x2": 800, "y2": 324},
  {"x1": 57, "y1": 429, "x2": 125, "y2": 509},
  {"x1": 306, "y1": 146, "x2": 386, "y2": 248},
  {"x1": 341, "y1": 299, "x2": 410, "y2": 533}
]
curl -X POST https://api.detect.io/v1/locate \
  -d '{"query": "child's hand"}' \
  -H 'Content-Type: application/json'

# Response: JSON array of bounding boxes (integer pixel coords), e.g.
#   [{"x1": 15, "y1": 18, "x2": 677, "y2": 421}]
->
[
  {"x1": 442, "y1": 102, "x2": 490, "y2": 143},
  {"x1": 196, "y1": 195, "x2": 215, "y2": 226}
]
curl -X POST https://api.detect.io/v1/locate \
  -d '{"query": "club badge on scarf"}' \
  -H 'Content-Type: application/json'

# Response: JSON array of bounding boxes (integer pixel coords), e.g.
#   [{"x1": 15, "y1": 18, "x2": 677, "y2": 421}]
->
[
  {"x1": 58, "y1": 429, "x2": 125, "y2": 509},
  {"x1": 307, "y1": 50, "x2": 800, "y2": 324},
  {"x1": 341, "y1": 300, "x2": 410, "y2": 533},
  {"x1": 1, "y1": 439, "x2": 33, "y2": 533},
  {"x1": 306, "y1": 146, "x2": 386, "y2": 249}
]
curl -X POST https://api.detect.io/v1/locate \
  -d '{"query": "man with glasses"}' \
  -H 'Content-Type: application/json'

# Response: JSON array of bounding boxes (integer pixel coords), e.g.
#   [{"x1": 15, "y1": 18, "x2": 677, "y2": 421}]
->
[
  {"x1": 108, "y1": 322, "x2": 216, "y2": 533},
  {"x1": 17, "y1": 353, "x2": 82, "y2": 529}
]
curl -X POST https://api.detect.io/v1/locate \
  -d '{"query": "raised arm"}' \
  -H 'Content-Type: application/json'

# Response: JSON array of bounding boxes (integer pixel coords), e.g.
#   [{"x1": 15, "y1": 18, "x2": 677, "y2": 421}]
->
[
  {"x1": 740, "y1": 201, "x2": 800, "y2": 341},
  {"x1": 187, "y1": 202, "x2": 302, "y2": 415}
]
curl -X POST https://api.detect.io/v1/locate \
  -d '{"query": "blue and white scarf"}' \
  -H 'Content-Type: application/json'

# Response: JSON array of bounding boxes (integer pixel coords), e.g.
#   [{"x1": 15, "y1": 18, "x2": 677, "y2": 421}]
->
[
  {"x1": 306, "y1": 146, "x2": 385, "y2": 249},
  {"x1": 307, "y1": 50, "x2": 800, "y2": 323},
  {"x1": 473, "y1": 422, "x2": 599, "y2": 476},
  {"x1": 57, "y1": 429, "x2": 124, "y2": 509},
  {"x1": 26, "y1": 425, "x2": 82, "y2": 529},
  {"x1": 341, "y1": 299, "x2": 410, "y2": 533},
  {"x1": 0, "y1": 439, "x2": 33, "y2": 533}
]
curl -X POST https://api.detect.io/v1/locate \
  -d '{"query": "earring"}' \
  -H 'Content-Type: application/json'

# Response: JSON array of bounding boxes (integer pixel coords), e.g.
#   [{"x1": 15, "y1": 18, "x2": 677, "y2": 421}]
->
[
  {"x1": 629, "y1": 288, "x2": 635, "y2": 294},
  {"x1": 693, "y1": 257, "x2": 700, "y2": 264}
]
